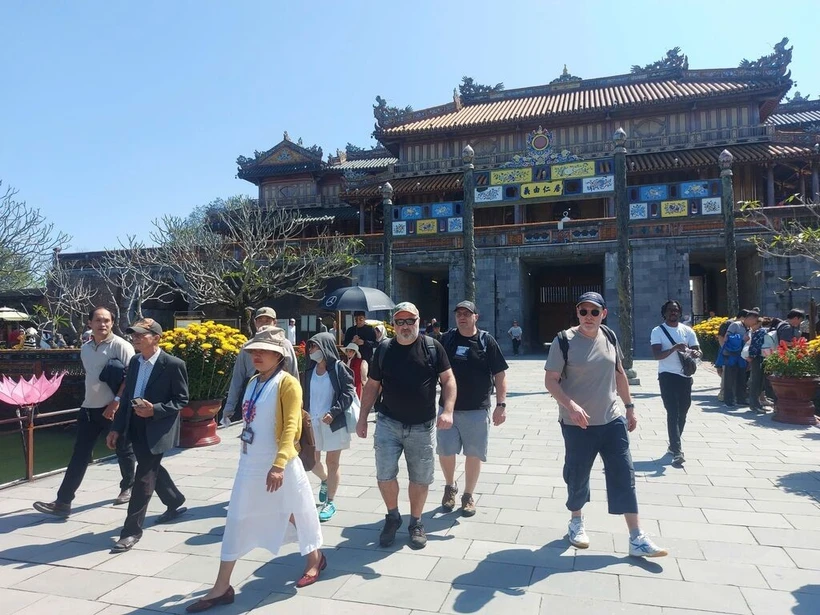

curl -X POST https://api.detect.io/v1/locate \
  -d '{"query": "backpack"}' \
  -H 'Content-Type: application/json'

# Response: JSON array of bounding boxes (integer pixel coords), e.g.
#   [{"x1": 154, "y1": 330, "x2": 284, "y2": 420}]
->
[
  {"x1": 375, "y1": 335, "x2": 438, "y2": 374},
  {"x1": 553, "y1": 324, "x2": 620, "y2": 379},
  {"x1": 723, "y1": 332, "x2": 744, "y2": 353}
]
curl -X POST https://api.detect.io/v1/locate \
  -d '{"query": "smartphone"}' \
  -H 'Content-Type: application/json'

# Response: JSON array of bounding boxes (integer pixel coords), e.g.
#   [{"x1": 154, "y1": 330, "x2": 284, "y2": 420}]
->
[{"x1": 131, "y1": 398, "x2": 144, "y2": 407}]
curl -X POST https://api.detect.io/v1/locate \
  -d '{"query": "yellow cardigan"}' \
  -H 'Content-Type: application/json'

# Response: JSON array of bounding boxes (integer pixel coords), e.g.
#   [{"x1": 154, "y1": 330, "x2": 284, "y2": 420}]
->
[{"x1": 273, "y1": 372, "x2": 303, "y2": 469}]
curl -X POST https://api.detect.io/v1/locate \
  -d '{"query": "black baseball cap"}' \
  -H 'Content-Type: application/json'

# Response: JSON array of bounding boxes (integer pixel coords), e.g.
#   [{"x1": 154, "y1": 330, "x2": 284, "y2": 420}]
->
[
  {"x1": 454, "y1": 300, "x2": 478, "y2": 314},
  {"x1": 576, "y1": 292, "x2": 606, "y2": 309}
]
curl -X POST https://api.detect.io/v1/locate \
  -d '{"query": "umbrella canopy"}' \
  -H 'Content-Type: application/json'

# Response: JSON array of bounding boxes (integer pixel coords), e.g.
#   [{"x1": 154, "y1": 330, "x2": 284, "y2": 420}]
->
[
  {"x1": 319, "y1": 286, "x2": 395, "y2": 312},
  {"x1": 0, "y1": 307, "x2": 30, "y2": 322}
]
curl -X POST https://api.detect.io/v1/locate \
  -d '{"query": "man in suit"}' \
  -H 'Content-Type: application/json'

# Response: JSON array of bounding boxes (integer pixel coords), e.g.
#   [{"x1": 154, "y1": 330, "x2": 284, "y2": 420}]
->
[{"x1": 106, "y1": 317, "x2": 188, "y2": 553}]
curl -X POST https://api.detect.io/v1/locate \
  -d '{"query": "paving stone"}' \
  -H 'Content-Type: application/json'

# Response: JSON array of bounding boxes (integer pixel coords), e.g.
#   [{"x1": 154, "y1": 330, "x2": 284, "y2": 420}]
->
[
  {"x1": 537, "y1": 594, "x2": 662, "y2": 614},
  {"x1": 619, "y1": 575, "x2": 750, "y2": 613},
  {"x1": 678, "y1": 496, "x2": 754, "y2": 512},
  {"x1": 659, "y1": 520, "x2": 756, "y2": 544},
  {"x1": 0, "y1": 588, "x2": 44, "y2": 614},
  {"x1": 528, "y1": 568, "x2": 620, "y2": 600},
  {"x1": 254, "y1": 593, "x2": 412, "y2": 614},
  {"x1": 677, "y1": 557, "x2": 768, "y2": 588},
  {"x1": 16, "y1": 565, "x2": 133, "y2": 600},
  {"x1": 97, "y1": 576, "x2": 201, "y2": 610},
  {"x1": 0, "y1": 558, "x2": 53, "y2": 588},
  {"x1": 439, "y1": 584, "x2": 542, "y2": 614},
  {"x1": 701, "y1": 508, "x2": 793, "y2": 528},
  {"x1": 750, "y1": 527, "x2": 820, "y2": 550},
  {"x1": 94, "y1": 549, "x2": 188, "y2": 575},
  {"x1": 741, "y1": 587, "x2": 820, "y2": 615},
  {"x1": 11, "y1": 594, "x2": 107, "y2": 615},
  {"x1": 784, "y1": 547, "x2": 820, "y2": 570},
  {"x1": 756, "y1": 565, "x2": 820, "y2": 593},
  {"x1": 332, "y1": 574, "x2": 451, "y2": 611}
]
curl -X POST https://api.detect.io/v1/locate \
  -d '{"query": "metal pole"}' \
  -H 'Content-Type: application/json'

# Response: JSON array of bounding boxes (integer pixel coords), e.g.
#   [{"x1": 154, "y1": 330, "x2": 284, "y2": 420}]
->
[
  {"x1": 462, "y1": 145, "x2": 476, "y2": 302},
  {"x1": 720, "y1": 150, "x2": 739, "y2": 318},
  {"x1": 381, "y1": 183, "x2": 394, "y2": 299},
  {"x1": 25, "y1": 405, "x2": 35, "y2": 481},
  {"x1": 613, "y1": 128, "x2": 636, "y2": 377}
]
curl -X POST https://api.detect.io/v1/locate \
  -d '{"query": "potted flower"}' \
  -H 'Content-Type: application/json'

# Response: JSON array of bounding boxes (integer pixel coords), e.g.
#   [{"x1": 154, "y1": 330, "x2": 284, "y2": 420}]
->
[
  {"x1": 159, "y1": 321, "x2": 247, "y2": 447},
  {"x1": 763, "y1": 337, "x2": 820, "y2": 425}
]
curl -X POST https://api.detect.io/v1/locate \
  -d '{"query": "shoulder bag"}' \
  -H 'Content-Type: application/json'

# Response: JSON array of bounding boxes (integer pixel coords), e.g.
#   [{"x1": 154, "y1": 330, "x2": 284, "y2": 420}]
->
[{"x1": 659, "y1": 325, "x2": 697, "y2": 377}]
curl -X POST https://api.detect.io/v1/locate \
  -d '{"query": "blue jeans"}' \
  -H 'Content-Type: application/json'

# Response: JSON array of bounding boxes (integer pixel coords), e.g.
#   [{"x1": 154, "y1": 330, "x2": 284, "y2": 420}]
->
[
  {"x1": 560, "y1": 416, "x2": 638, "y2": 514},
  {"x1": 374, "y1": 413, "x2": 435, "y2": 485}
]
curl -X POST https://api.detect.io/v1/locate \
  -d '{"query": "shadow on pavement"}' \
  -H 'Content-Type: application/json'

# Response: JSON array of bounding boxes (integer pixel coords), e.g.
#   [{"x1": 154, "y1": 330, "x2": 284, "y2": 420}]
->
[{"x1": 793, "y1": 584, "x2": 820, "y2": 614}]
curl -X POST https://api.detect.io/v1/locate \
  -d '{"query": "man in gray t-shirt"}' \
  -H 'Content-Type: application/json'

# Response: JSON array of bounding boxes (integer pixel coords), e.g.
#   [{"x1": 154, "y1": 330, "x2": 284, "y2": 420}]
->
[{"x1": 544, "y1": 292, "x2": 667, "y2": 559}]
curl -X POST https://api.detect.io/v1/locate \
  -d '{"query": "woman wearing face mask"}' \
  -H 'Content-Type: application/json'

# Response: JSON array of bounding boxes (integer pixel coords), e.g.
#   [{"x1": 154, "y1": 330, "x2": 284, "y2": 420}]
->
[
  {"x1": 342, "y1": 342, "x2": 368, "y2": 399},
  {"x1": 303, "y1": 332, "x2": 357, "y2": 521},
  {"x1": 186, "y1": 328, "x2": 324, "y2": 613}
]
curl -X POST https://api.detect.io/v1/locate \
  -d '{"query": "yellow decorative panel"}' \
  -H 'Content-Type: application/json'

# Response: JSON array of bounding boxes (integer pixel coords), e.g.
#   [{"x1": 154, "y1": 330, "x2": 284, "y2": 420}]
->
[
  {"x1": 490, "y1": 168, "x2": 532, "y2": 185},
  {"x1": 660, "y1": 200, "x2": 688, "y2": 217},
  {"x1": 550, "y1": 161, "x2": 596, "y2": 180},
  {"x1": 417, "y1": 219, "x2": 438, "y2": 234},
  {"x1": 521, "y1": 181, "x2": 564, "y2": 199}
]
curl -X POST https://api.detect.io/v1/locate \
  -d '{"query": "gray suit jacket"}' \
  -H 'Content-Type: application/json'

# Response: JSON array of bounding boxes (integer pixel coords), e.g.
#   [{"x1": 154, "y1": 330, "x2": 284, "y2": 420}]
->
[{"x1": 112, "y1": 350, "x2": 189, "y2": 454}]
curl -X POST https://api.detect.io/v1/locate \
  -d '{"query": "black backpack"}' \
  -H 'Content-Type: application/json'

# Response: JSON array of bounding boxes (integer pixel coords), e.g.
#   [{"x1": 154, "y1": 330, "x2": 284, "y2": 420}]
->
[
  {"x1": 440, "y1": 328, "x2": 490, "y2": 357},
  {"x1": 375, "y1": 335, "x2": 438, "y2": 374}
]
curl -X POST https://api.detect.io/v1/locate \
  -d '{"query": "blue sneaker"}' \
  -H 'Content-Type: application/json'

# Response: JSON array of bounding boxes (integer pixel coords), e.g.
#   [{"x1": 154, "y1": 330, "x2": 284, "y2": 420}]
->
[
  {"x1": 319, "y1": 481, "x2": 328, "y2": 504},
  {"x1": 318, "y1": 501, "x2": 336, "y2": 522}
]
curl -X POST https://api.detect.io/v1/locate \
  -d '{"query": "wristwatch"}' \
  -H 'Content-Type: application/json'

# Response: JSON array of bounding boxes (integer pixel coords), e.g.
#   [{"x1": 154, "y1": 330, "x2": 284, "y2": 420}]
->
[
  {"x1": 496, "y1": 402, "x2": 506, "y2": 408},
  {"x1": 624, "y1": 403, "x2": 635, "y2": 409},
  {"x1": 113, "y1": 396, "x2": 121, "y2": 403}
]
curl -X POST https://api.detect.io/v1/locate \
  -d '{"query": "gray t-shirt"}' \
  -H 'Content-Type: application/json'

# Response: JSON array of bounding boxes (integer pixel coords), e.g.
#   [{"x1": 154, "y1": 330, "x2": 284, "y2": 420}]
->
[
  {"x1": 544, "y1": 327, "x2": 624, "y2": 426},
  {"x1": 726, "y1": 320, "x2": 749, "y2": 341},
  {"x1": 81, "y1": 334, "x2": 135, "y2": 408}
]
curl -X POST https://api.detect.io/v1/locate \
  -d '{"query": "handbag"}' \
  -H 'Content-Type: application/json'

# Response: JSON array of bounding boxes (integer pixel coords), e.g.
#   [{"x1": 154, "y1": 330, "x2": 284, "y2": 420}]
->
[
  {"x1": 659, "y1": 325, "x2": 697, "y2": 377},
  {"x1": 298, "y1": 410, "x2": 316, "y2": 471}
]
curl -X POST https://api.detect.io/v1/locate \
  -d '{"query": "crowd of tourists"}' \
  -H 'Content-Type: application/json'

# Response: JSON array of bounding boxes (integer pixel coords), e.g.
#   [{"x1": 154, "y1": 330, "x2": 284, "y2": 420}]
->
[{"x1": 29, "y1": 294, "x2": 675, "y2": 612}]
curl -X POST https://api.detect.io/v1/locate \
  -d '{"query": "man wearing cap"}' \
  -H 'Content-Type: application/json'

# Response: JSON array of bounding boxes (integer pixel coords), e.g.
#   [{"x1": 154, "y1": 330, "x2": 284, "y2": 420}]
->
[
  {"x1": 106, "y1": 318, "x2": 189, "y2": 553},
  {"x1": 777, "y1": 309, "x2": 805, "y2": 344},
  {"x1": 544, "y1": 292, "x2": 667, "y2": 558},
  {"x1": 356, "y1": 301, "x2": 456, "y2": 550},
  {"x1": 438, "y1": 300, "x2": 508, "y2": 517},
  {"x1": 33, "y1": 306, "x2": 137, "y2": 518},
  {"x1": 221, "y1": 307, "x2": 299, "y2": 427},
  {"x1": 343, "y1": 310, "x2": 377, "y2": 363}
]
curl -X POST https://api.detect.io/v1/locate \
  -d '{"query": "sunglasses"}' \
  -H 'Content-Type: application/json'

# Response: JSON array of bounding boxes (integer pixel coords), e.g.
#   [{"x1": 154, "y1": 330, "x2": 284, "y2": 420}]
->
[
  {"x1": 394, "y1": 318, "x2": 418, "y2": 326},
  {"x1": 578, "y1": 308, "x2": 601, "y2": 317}
]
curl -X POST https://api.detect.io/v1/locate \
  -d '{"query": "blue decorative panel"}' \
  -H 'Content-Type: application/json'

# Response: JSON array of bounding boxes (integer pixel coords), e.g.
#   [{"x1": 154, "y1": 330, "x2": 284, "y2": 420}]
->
[
  {"x1": 431, "y1": 202, "x2": 454, "y2": 218},
  {"x1": 680, "y1": 181, "x2": 710, "y2": 198},
  {"x1": 639, "y1": 185, "x2": 668, "y2": 201},
  {"x1": 400, "y1": 206, "x2": 423, "y2": 220},
  {"x1": 630, "y1": 203, "x2": 648, "y2": 220},
  {"x1": 448, "y1": 217, "x2": 464, "y2": 232}
]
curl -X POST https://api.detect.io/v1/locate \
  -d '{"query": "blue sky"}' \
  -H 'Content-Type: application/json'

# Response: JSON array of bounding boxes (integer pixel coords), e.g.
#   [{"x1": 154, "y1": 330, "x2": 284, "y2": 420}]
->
[{"x1": 2, "y1": 1, "x2": 817, "y2": 252}]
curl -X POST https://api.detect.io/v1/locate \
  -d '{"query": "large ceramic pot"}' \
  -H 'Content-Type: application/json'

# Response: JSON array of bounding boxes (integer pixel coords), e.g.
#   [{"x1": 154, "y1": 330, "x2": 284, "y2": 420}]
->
[
  {"x1": 179, "y1": 399, "x2": 223, "y2": 448},
  {"x1": 768, "y1": 376, "x2": 820, "y2": 426}
]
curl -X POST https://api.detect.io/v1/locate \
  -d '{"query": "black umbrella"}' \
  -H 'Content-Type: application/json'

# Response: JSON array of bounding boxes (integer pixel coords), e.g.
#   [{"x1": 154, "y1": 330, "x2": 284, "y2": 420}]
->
[{"x1": 319, "y1": 286, "x2": 395, "y2": 312}]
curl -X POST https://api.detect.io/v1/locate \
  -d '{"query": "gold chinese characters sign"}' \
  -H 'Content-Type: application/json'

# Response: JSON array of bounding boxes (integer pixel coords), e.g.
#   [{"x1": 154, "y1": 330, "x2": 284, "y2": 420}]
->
[{"x1": 521, "y1": 181, "x2": 563, "y2": 198}]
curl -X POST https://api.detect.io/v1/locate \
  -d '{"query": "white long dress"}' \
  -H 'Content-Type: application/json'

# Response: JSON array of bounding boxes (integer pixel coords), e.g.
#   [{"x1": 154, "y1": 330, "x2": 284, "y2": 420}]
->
[{"x1": 221, "y1": 371, "x2": 323, "y2": 560}]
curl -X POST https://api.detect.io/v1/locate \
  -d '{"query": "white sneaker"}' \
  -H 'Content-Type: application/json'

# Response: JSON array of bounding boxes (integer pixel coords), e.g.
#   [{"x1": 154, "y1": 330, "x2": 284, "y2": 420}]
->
[
  {"x1": 629, "y1": 533, "x2": 668, "y2": 558},
  {"x1": 568, "y1": 517, "x2": 590, "y2": 549}
]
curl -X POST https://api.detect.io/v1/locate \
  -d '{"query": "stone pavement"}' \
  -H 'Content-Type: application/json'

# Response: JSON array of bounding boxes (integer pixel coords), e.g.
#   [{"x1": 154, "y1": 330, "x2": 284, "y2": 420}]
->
[{"x1": 1, "y1": 358, "x2": 819, "y2": 615}]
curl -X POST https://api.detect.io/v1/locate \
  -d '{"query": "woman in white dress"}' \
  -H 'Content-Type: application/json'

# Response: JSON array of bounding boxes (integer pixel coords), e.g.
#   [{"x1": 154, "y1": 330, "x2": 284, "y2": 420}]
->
[
  {"x1": 186, "y1": 328, "x2": 324, "y2": 613},
  {"x1": 303, "y1": 332, "x2": 357, "y2": 522}
]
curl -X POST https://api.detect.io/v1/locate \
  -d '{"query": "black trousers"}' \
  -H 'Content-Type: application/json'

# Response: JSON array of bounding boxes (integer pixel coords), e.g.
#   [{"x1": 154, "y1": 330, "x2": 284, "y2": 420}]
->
[
  {"x1": 723, "y1": 363, "x2": 748, "y2": 405},
  {"x1": 658, "y1": 372, "x2": 692, "y2": 454},
  {"x1": 512, "y1": 339, "x2": 521, "y2": 355},
  {"x1": 57, "y1": 407, "x2": 136, "y2": 504},
  {"x1": 120, "y1": 421, "x2": 185, "y2": 539}
]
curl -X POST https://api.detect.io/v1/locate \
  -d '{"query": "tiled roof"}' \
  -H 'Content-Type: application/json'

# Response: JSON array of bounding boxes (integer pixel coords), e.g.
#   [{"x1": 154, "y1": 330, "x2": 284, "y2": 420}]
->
[
  {"x1": 330, "y1": 157, "x2": 398, "y2": 171},
  {"x1": 379, "y1": 78, "x2": 785, "y2": 136},
  {"x1": 628, "y1": 143, "x2": 815, "y2": 172},
  {"x1": 767, "y1": 110, "x2": 820, "y2": 126},
  {"x1": 342, "y1": 174, "x2": 463, "y2": 198},
  {"x1": 238, "y1": 161, "x2": 323, "y2": 180}
]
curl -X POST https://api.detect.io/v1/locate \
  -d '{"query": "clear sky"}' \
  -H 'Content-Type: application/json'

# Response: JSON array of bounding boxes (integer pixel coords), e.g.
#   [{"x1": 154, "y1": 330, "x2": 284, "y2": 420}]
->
[{"x1": 2, "y1": 1, "x2": 817, "y2": 252}]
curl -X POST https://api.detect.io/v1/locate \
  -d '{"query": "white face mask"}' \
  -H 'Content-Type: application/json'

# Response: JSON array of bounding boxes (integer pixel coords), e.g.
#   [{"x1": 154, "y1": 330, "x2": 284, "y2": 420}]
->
[{"x1": 309, "y1": 350, "x2": 324, "y2": 362}]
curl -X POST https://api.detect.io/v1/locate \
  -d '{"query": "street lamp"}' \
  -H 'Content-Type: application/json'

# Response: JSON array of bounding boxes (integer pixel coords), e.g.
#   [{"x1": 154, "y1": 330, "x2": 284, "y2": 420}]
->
[
  {"x1": 381, "y1": 182, "x2": 394, "y2": 299},
  {"x1": 719, "y1": 149, "x2": 739, "y2": 317},
  {"x1": 462, "y1": 144, "x2": 476, "y2": 302},
  {"x1": 613, "y1": 127, "x2": 636, "y2": 378}
]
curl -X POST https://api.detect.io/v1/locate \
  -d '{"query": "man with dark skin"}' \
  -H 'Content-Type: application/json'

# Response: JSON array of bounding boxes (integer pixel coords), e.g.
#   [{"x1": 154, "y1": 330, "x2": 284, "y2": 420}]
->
[{"x1": 650, "y1": 300, "x2": 701, "y2": 467}]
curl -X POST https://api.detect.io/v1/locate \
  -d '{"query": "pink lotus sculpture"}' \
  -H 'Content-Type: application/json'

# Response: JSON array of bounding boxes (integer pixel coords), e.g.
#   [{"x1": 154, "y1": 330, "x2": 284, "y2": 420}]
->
[{"x1": 0, "y1": 373, "x2": 65, "y2": 406}]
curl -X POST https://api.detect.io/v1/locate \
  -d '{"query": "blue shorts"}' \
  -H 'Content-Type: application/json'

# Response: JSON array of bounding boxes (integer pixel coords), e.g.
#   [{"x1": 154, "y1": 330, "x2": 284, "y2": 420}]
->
[
  {"x1": 560, "y1": 416, "x2": 638, "y2": 514},
  {"x1": 436, "y1": 408, "x2": 490, "y2": 461},
  {"x1": 374, "y1": 413, "x2": 435, "y2": 485}
]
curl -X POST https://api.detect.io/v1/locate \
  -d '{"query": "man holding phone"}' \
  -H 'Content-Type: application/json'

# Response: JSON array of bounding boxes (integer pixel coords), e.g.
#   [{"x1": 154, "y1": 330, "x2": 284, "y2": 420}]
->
[{"x1": 107, "y1": 318, "x2": 189, "y2": 553}]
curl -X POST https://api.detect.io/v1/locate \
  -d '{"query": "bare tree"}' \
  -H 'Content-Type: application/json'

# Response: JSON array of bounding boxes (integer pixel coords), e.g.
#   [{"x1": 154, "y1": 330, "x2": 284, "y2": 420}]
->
[
  {"x1": 0, "y1": 182, "x2": 70, "y2": 291},
  {"x1": 91, "y1": 236, "x2": 178, "y2": 333},
  {"x1": 741, "y1": 196, "x2": 820, "y2": 271},
  {"x1": 148, "y1": 196, "x2": 361, "y2": 325},
  {"x1": 43, "y1": 249, "x2": 97, "y2": 338}
]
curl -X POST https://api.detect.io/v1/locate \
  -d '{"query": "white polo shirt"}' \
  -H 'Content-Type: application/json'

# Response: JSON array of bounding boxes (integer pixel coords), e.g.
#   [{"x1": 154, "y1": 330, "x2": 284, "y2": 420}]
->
[{"x1": 80, "y1": 334, "x2": 135, "y2": 408}]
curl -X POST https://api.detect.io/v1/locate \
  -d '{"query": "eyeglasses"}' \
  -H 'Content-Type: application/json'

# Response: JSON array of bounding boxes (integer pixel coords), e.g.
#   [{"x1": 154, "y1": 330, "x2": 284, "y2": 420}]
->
[
  {"x1": 578, "y1": 308, "x2": 601, "y2": 317},
  {"x1": 394, "y1": 318, "x2": 418, "y2": 326}
]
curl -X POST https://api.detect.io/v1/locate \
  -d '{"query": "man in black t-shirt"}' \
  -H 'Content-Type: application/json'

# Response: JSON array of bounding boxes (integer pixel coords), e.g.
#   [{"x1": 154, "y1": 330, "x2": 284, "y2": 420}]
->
[
  {"x1": 343, "y1": 311, "x2": 377, "y2": 363},
  {"x1": 437, "y1": 300, "x2": 508, "y2": 517},
  {"x1": 356, "y1": 301, "x2": 456, "y2": 550}
]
